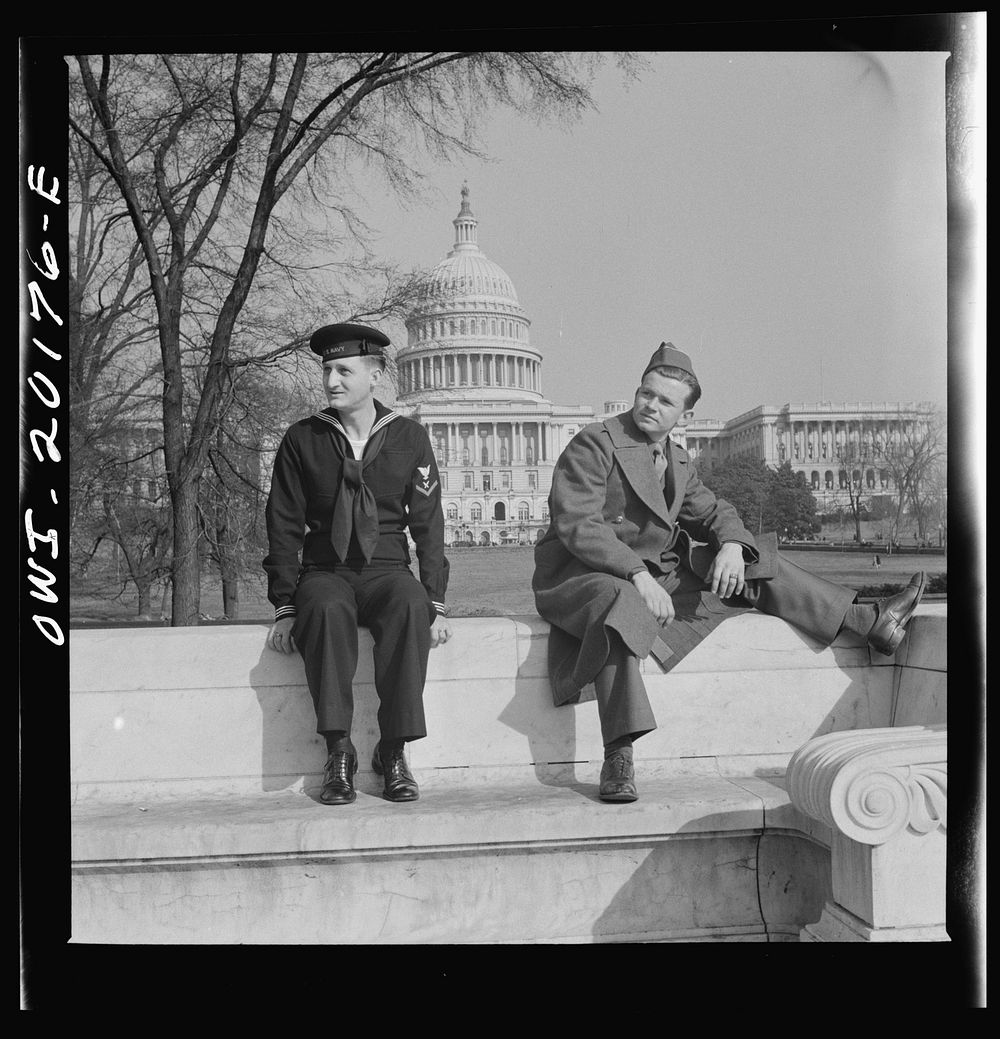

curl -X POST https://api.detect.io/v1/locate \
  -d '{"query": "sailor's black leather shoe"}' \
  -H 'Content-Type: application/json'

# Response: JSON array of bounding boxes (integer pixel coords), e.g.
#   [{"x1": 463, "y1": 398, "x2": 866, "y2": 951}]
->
[
  {"x1": 319, "y1": 750, "x2": 358, "y2": 805},
  {"x1": 372, "y1": 741, "x2": 419, "y2": 802}
]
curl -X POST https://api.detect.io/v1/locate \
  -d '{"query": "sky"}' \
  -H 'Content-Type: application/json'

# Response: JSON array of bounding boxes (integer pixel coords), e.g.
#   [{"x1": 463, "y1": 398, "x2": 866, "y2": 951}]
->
[{"x1": 352, "y1": 47, "x2": 961, "y2": 424}]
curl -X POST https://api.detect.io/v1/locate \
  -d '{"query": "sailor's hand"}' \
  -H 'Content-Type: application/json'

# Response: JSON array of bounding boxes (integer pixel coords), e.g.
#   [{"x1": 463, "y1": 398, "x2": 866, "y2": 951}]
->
[
  {"x1": 267, "y1": 616, "x2": 297, "y2": 654},
  {"x1": 430, "y1": 615, "x2": 453, "y2": 647}
]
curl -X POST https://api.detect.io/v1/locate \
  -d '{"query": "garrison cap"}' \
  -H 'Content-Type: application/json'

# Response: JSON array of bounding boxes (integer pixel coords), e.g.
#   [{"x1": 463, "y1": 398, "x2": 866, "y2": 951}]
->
[
  {"x1": 643, "y1": 341, "x2": 696, "y2": 380},
  {"x1": 310, "y1": 322, "x2": 390, "y2": 361}
]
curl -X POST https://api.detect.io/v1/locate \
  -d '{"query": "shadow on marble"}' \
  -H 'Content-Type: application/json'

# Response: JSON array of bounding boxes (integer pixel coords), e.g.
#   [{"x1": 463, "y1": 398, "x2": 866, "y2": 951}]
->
[
  {"x1": 587, "y1": 805, "x2": 833, "y2": 942},
  {"x1": 590, "y1": 830, "x2": 764, "y2": 941},
  {"x1": 496, "y1": 675, "x2": 596, "y2": 798},
  {"x1": 247, "y1": 646, "x2": 380, "y2": 796}
]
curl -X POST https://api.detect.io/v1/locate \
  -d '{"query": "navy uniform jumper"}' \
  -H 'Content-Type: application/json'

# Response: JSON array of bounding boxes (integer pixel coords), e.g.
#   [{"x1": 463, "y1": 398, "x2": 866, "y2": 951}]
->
[{"x1": 264, "y1": 400, "x2": 449, "y2": 742}]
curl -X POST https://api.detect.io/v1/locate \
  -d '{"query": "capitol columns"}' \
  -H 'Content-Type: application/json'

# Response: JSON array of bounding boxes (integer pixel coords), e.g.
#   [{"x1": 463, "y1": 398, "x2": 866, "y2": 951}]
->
[{"x1": 788, "y1": 724, "x2": 948, "y2": 942}]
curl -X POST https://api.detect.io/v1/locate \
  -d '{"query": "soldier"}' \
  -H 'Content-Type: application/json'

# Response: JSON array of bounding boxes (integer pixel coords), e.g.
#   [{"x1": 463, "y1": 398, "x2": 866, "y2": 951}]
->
[
  {"x1": 264, "y1": 323, "x2": 451, "y2": 805},
  {"x1": 533, "y1": 343, "x2": 926, "y2": 803}
]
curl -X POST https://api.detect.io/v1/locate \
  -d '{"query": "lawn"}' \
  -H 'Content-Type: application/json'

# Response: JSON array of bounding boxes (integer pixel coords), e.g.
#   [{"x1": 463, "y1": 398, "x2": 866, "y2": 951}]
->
[
  {"x1": 70, "y1": 545, "x2": 947, "y2": 625},
  {"x1": 443, "y1": 546, "x2": 945, "y2": 617}
]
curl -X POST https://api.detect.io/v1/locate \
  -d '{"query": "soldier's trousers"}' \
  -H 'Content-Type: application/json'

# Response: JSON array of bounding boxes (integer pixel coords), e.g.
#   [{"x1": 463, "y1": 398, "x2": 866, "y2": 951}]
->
[
  {"x1": 291, "y1": 564, "x2": 435, "y2": 741},
  {"x1": 594, "y1": 551, "x2": 858, "y2": 746}
]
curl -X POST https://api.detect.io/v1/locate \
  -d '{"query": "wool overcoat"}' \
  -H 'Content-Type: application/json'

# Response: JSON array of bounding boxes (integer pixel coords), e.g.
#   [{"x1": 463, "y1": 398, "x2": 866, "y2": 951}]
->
[{"x1": 533, "y1": 411, "x2": 778, "y2": 705}]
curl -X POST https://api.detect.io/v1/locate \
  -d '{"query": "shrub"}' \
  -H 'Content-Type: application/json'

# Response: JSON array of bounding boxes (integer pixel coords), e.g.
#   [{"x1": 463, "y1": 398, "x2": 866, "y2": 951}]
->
[
  {"x1": 927, "y1": 572, "x2": 947, "y2": 593},
  {"x1": 857, "y1": 583, "x2": 904, "y2": 599},
  {"x1": 857, "y1": 572, "x2": 946, "y2": 599}
]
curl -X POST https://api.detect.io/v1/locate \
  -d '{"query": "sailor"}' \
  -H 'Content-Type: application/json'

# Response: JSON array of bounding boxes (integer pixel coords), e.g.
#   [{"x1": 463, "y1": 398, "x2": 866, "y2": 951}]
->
[{"x1": 264, "y1": 323, "x2": 451, "y2": 805}]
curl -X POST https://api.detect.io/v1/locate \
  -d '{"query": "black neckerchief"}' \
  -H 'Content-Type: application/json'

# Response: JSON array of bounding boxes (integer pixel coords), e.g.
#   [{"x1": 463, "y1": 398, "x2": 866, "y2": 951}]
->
[{"x1": 313, "y1": 402, "x2": 399, "y2": 562}]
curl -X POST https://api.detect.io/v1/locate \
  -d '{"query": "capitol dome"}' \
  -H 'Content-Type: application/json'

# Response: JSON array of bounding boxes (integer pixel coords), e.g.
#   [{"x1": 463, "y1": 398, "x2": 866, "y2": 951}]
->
[
  {"x1": 424, "y1": 217, "x2": 520, "y2": 307},
  {"x1": 397, "y1": 184, "x2": 543, "y2": 404}
]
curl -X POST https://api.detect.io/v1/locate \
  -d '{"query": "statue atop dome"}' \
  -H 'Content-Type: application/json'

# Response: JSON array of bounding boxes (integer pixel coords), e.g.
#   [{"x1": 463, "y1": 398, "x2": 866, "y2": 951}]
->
[{"x1": 451, "y1": 182, "x2": 478, "y2": 254}]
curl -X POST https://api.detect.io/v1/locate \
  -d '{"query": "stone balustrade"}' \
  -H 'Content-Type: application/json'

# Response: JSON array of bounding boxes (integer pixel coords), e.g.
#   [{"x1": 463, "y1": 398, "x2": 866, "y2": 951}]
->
[{"x1": 69, "y1": 605, "x2": 946, "y2": 944}]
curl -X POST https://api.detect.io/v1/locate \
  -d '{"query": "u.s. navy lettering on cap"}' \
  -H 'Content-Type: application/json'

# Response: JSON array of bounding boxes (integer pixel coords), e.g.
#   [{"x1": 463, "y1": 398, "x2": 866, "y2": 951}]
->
[
  {"x1": 643, "y1": 341, "x2": 696, "y2": 380},
  {"x1": 310, "y1": 322, "x2": 391, "y2": 361}
]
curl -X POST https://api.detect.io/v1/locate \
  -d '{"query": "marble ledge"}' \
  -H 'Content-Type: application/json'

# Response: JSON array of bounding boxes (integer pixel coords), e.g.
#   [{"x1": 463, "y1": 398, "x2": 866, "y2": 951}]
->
[
  {"x1": 71, "y1": 772, "x2": 780, "y2": 864},
  {"x1": 70, "y1": 607, "x2": 944, "y2": 694}
]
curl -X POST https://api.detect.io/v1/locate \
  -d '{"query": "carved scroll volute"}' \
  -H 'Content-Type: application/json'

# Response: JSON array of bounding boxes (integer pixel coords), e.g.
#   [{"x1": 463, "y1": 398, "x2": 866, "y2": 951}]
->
[{"x1": 787, "y1": 725, "x2": 947, "y2": 845}]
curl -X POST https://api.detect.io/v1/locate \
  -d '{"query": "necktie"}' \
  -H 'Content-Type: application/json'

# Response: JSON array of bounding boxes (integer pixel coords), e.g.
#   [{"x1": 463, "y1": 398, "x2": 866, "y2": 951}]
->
[
  {"x1": 329, "y1": 427, "x2": 387, "y2": 562},
  {"x1": 651, "y1": 443, "x2": 668, "y2": 487}
]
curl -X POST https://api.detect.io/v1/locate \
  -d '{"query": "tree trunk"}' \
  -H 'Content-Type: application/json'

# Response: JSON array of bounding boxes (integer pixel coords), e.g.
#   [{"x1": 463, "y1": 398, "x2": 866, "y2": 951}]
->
[
  {"x1": 136, "y1": 580, "x2": 153, "y2": 619},
  {"x1": 221, "y1": 574, "x2": 240, "y2": 620},
  {"x1": 215, "y1": 505, "x2": 242, "y2": 619},
  {"x1": 170, "y1": 481, "x2": 202, "y2": 625}
]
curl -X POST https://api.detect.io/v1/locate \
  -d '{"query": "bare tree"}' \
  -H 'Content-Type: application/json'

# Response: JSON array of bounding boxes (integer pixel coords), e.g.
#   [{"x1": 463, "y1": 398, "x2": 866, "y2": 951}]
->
[
  {"x1": 98, "y1": 451, "x2": 173, "y2": 619},
  {"x1": 68, "y1": 110, "x2": 162, "y2": 433},
  {"x1": 831, "y1": 432, "x2": 875, "y2": 545},
  {"x1": 881, "y1": 405, "x2": 947, "y2": 543},
  {"x1": 198, "y1": 365, "x2": 315, "y2": 619},
  {"x1": 68, "y1": 120, "x2": 171, "y2": 614},
  {"x1": 69, "y1": 50, "x2": 624, "y2": 624},
  {"x1": 830, "y1": 406, "x2": 945, "y2": 547}
]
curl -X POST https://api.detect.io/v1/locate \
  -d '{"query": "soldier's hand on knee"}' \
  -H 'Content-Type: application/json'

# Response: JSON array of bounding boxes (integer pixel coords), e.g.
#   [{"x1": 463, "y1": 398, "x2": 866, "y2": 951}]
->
[
  {"x1": 631, "y1": 571, "x2": 675, "y2": 624},
  {"x1": 709, "y1": 543, "x2": 746, "y2": 598},
  {"x1": 430, "y1": 616, "x2": 453, "y2": 647},
  {"x1": 267, "y1": 617, "x2": 297, "y2": 654}
]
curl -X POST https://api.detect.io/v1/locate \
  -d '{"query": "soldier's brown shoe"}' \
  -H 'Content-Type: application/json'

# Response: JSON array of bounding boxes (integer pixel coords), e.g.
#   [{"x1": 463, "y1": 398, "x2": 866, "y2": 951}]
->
[
  {"x1": 599, "y1": 750, "x2": 638, "y2": 803},
  {"x1": 867, "y1": 571, "x2": 927, "y2": 656}
]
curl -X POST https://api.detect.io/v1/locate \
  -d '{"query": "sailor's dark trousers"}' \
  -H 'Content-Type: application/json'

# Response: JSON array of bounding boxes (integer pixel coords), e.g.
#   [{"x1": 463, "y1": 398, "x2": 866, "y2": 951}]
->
[{"x1": 291, "y1": 564, "x2": 434, "y2": 741}]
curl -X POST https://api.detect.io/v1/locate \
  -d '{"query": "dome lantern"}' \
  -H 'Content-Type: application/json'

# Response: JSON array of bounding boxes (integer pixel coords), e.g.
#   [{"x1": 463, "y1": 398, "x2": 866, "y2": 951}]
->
[{"x1": 451, "y1": 181, "x2": 478, "y2": 253}]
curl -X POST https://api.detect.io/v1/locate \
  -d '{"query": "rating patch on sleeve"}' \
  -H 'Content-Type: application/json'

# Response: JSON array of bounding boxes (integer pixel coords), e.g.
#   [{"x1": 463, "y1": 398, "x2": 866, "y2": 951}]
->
[{"x1": 414, "y1": 464, "x2": 438, "y2": 497}]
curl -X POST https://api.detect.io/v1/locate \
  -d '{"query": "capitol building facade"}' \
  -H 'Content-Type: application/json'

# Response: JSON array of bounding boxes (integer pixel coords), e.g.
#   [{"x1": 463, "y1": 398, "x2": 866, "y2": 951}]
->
[
  {"x1": 392, "y1": 186, "x2": 595, "y2": 546},
  {"x1": 393, "y1": 187, "x2": 935, "y2": 546}
]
